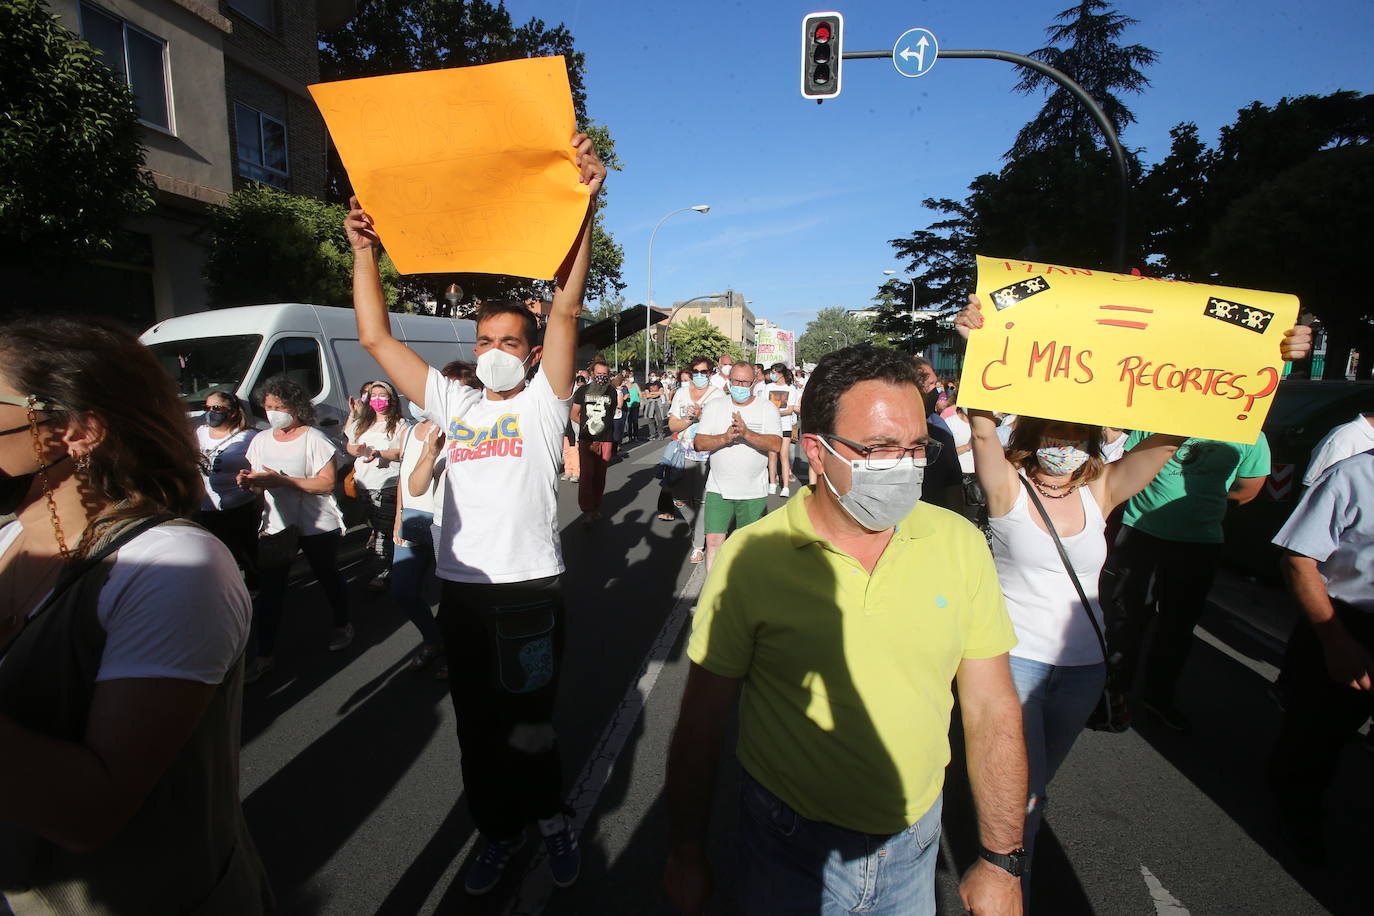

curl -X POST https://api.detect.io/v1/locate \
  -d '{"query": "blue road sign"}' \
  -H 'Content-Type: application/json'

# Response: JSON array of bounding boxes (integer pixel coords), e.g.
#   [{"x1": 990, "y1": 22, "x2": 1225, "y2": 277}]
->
[{"x1": 892, "y1": 27, "x2": 938, "y2": 78}]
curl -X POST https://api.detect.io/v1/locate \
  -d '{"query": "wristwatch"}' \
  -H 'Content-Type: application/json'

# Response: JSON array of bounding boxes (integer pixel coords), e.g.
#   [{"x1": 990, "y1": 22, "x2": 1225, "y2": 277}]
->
[{"x1": 979, "y1": 846, "x2": 1029, "y2": 877}]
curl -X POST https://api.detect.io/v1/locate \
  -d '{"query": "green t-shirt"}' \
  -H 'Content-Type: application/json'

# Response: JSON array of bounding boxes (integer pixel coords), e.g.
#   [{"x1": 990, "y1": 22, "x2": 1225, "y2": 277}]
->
[
  {"x1": 1121, "y1": 431, "x2": 1271, "y2": 543},
  {"x1": 688, "y1": 489, "x2": 1015, "y2": 834}
]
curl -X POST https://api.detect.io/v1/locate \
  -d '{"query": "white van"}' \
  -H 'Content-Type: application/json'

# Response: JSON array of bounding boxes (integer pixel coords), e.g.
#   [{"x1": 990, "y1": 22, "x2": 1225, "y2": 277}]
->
[{"x1": 140, "y1": 303, "x2": 476, "y2": 444}]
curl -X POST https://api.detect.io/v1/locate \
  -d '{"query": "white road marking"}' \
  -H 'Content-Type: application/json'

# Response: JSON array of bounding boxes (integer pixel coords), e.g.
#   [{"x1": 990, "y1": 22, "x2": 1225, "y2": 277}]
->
[
  {"x1": 1195, "y1": 624, "x2": 1279, "y2": 682},
  {"x1": 503, "y1": 562, "x2": 705, "y2": 915},
  {"x1": 1141, "y1": 864, "x2": 1191, "y2": 915}
]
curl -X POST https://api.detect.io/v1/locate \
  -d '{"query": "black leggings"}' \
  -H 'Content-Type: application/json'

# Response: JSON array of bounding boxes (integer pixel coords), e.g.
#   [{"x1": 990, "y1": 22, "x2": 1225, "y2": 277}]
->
[{"x1": 254, "y1": 530, "x2": 350, "y2": 657}]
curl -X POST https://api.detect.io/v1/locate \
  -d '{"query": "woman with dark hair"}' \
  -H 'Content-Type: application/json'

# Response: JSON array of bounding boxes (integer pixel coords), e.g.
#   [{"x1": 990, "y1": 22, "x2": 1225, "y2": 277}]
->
[
  {"x1": 193, "y1": 390, "x2": 261, "y2": 582},
  {"x1": 660, "y1": 357, "x2": 723, "y2": 562},
  {"x1": 347, "y1": 379, "x2": 410, "y2": 591},
  {"x1": 764, "y1": 362, "x2": 801, "y2": 497},
  {"x1": 239, "y1": 375, "x2": 352, "y2": 682},
  {"x1": 0, "y1": 317, "x2": 271, "y2": 913}
]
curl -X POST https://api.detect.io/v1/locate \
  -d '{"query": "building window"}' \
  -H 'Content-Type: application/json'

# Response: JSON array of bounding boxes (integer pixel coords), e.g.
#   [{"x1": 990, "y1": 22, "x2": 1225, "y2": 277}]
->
[
  {"x1": 228, "y1": 0, "x2": 274, "y2": 30},
  {"x1": 234, "y1": 102, "x2": 289, "y2": 188},
  {"x1": 80, "y1": 3, "x2": 172, "y2": 131}
]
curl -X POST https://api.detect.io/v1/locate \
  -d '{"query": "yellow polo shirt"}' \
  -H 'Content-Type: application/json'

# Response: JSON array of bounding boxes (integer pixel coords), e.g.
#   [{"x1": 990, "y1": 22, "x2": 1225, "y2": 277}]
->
[{"x1": 687, "y1": 487, "x2": 1015, "y2": 835}]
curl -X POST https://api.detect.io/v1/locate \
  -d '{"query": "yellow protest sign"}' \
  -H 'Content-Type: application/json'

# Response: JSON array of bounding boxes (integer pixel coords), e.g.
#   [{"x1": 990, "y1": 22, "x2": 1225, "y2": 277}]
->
[
  {"x1": 958, "y1": 256, "x2": 1299, "y2": 443},
  {"x1": 308, "y1": 57, "x2": 589, "y2": 278}
]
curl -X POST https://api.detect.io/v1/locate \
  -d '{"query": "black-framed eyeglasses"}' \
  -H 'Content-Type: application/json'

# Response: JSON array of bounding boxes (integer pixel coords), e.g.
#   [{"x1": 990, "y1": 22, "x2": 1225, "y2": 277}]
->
[
  {"x1": 0, "y1": 393, "x2": 59, "y2": 436},
  {"x1": 206, "y1": 405, "x2": 233, "y2": 414},
  {"x1": 820, "y1": 432, "x2": 940, "y2": 471}
]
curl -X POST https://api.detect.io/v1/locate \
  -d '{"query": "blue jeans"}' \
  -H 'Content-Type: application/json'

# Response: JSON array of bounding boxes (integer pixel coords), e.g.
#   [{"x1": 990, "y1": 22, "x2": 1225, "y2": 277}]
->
[
  {"x1": 1008, "y1": 655, "x2": 1105, "y2": 897},
  {"x1": 736, "y1": 769, "x2": 942, "y2": 916},
  {"x1": 390, "y1": 508, "x2": 441, "y2": 645}
]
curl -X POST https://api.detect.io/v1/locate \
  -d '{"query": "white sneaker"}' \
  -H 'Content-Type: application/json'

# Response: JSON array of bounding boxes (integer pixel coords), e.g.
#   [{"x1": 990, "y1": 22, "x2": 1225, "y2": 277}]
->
[
  {"x1": 769, "y1": 482, "x2": 779, "y2": 495},
  {"x1": 328, "y1": 623, "x2": 355, "y2": 652},
  {"x1": 780, "y1": 486, "x2": 790, "y2": 497}
]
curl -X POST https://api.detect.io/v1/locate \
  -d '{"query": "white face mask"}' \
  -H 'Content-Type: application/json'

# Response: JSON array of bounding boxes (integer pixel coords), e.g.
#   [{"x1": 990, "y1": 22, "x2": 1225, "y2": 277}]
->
[
  {"x1": 817, "y1": 437, "x2": 925, "y2": 532},
  {"x1": 475, "y1": 347, "x2": 532, "y2": 392},
  {"x1": 266, "y1": 410, "x2": 294, "y2": 431}
]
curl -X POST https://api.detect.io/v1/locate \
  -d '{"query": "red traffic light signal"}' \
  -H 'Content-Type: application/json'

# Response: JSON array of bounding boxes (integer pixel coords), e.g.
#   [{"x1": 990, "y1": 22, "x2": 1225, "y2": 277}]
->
[{"x1": 800, "y1": 11, "x2": 843, "y2": 101}]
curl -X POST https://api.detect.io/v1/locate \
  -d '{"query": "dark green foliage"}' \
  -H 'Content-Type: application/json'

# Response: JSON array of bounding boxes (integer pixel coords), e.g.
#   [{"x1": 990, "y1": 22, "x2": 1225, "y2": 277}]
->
[
  {"x1": 796, "y1": 308, "x2": 883, "y2": 365},
  {"x1": 1010, "y1": 0, "x2": 1156, "y2": 157},
  {"x1": 0, "y1": 0, "x2": 155, "y2": 267},
  {"x1": 206, "y1": 185, "x2": 402, "y2": 310}
]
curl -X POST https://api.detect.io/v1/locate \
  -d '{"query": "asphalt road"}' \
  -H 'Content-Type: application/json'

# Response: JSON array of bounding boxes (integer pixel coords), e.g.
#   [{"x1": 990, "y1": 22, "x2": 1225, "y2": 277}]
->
[{"x1": 239, "y1": 437, "x2": 1370, "y2": 915}]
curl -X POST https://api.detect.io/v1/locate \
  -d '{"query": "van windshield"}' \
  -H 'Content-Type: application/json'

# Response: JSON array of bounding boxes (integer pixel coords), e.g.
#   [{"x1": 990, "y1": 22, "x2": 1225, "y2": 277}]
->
[{"x1": 147, "y1": 335, "x2": 262, "y2": 408}]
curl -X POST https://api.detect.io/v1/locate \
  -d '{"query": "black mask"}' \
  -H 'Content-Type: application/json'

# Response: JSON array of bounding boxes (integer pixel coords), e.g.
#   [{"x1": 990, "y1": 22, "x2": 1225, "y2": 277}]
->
[
  {"x1": 0, "y1": 455, "x2": 68, "y2": 516},
  {"x1": 205, "y1": 411, "x2": 228, "y2": 428},
  {"x1": 921, "y1": 386, "x2": 940, "y2": 416}
]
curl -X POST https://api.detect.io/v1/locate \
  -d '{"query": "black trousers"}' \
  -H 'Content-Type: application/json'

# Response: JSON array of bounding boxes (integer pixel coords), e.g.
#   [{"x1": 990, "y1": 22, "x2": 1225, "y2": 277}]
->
[
  {"x1": 193, "y1": 498, "x2": 262, "y2": 585},
  {"x1": 254, "y1": 530, "x2": 350, "y2": 656},
  {"x1": 1268, "y1": 601, "x2": 1374, "y2": 816},
  {"x1": 1103, "y1": 526, "x2": 1222, "y2": 702},
  {"x1": 438, "y1": 575, "x2": 566, "y2": 839}
]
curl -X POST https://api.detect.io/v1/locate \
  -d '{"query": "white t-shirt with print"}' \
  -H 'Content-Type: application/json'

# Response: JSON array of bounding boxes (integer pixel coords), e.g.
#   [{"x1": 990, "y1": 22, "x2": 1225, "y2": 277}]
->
[
  {"x1": 195, "y1": 425, "x2": 258, "y2": 511},
  {"x1": 347, "y1": 418, "x2": 411, "y2": 491},
  {"x1": 423, "y1": 366, "x2": 571, "y2": 584},
  {"x1": 764, "y1": 383, "x2": 801, "y2": 432},
  {"x1": 244, "y1": 426, "x2": 344, "y2": 536},
  {"x1": 699, "y1": 395, "x2": 782, "y2": 500},
  {"x1": 1, "y1": 521, "x2": 250, "y2": 684}
]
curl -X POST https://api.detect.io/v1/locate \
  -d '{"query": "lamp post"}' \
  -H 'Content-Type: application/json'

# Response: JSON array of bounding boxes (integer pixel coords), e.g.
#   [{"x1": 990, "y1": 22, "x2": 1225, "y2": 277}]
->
[
  {"x1": 663, "y1": 292, "x2": 726, "y2": 363},
  {"x1": 647, "y1": 204, "x2": 710, "y2": 378}
]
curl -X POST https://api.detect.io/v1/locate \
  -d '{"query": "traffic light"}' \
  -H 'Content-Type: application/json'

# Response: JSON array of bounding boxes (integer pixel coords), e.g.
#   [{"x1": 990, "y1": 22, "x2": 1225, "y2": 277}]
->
[{"x1": 800, "y1": 11, "x2": 843, "y2": 101}]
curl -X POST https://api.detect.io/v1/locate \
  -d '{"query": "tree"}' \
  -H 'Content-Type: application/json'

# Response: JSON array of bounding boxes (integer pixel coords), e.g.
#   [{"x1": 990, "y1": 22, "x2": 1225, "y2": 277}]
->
[
  {"x1": 317, "y1": 1, "x2": 624, "y2": 306},
  {"x1": 1205, "y1": 144, "x2": 1374, "y2": 379},
  {"x1": 666, "y1": 317, "x2": 742, "y2": 367},
  {"x1": 206, "y1": 185, "x2": 403, "y2": 310},
  {"x1": 0, "y1": 0, "x2": 155, "y2": 268},
  {"x1": 1009, "y1": 0, "x2": 1156, "y2": 158},
  {"x1": 796, "y1": 308, "x2": 878, "y2": 365}
]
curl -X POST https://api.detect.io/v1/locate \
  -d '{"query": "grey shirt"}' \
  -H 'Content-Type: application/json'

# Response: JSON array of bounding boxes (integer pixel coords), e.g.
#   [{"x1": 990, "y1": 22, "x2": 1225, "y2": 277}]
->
[{"x1": 1272, "y1": 449, "x2": 1374, "y2": 612}]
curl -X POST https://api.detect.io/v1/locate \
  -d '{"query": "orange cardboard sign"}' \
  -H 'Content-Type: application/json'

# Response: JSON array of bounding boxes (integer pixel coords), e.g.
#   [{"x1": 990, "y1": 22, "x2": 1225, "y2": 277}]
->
[{"x1": 309, "y1": 57, "x2": 589, "y2": 278}]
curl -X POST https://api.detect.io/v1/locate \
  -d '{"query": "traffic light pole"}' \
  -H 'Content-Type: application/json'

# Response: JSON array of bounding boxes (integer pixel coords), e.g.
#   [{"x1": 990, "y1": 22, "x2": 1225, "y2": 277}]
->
[{"x1": 842, "y1": 46, "x2": 1130, "y2": 272}]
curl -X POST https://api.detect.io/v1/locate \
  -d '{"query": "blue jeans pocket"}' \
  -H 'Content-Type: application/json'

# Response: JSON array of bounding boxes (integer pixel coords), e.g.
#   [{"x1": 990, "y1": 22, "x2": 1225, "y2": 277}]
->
[
  {"x1": 484, "y1": 600, "x2": 556, "y2": 695},
  {"x1": 908, "y1": 793, "x2": 943, "y2": 851},
  {"x1": 741, "y1": 773, "x2": 799, "y2": 838}
]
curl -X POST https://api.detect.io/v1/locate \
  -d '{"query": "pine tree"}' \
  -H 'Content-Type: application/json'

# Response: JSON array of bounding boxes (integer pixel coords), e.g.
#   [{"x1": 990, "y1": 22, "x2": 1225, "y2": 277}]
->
[{"x1": 1009, "y1": 0, "x2": 1156, "y2": 157}]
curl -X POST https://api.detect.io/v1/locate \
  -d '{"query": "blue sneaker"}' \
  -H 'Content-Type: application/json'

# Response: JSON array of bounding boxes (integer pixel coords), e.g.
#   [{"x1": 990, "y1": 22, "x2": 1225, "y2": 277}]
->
[
  {"x1": 464, "y1": 831, "x2": 525, "y2": 896},
  {"x1": 540, "y1": 811, "x2": 581, "y2": 888}
]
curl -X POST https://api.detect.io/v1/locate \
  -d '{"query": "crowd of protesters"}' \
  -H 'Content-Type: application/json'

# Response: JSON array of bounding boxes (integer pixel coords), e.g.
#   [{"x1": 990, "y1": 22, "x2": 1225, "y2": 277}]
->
[{"x1": 5, "y1": 123, "x2": 1364, "y2": 916}]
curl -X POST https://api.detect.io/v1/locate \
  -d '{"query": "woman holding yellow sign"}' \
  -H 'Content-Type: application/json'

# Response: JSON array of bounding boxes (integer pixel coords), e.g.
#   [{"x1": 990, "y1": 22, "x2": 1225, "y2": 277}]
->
[{"x1": 954, "y1": 294, "x2": 1310, "y2": 907}]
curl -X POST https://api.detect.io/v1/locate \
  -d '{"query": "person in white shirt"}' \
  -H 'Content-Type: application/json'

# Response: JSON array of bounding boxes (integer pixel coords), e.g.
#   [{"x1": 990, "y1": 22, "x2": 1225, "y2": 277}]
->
[
  {"x1": 346, "y1": 133, "x2": 604, "y2": 894},
  {"x1": 192, "y1": 390, "x2": 260, "y2": 580},
  {"x1": 693, "y1": 363, "x2": 783, "y2": 570},
  {"x1": 710, "y1": 354, "x2": 734, "y2": 391},
  {"x1": 1268, "y1": 450, "x2": 1374, "y2": 864},
  {"x1": 659, "y1": 360, "x2": 726, "y2": 563},
  {"x1": 1302, "y1": 413, "x2": 1374, "y2": 487},
  {"x1": 763, "y1": 363, "x2": 801, "y2": 497},
  {"x1": 238, "y1": 375, "x2": 352, "y2": 679},
  {"x1": 346, "y1": 379, "x2": 409, "y2": 591}
]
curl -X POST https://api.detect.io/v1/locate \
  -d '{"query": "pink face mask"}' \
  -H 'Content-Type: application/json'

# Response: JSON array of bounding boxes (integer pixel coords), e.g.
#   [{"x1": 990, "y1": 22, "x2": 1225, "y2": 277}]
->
[{"x1": 369, "y1": 396, "x2": 390, "y2": 412}]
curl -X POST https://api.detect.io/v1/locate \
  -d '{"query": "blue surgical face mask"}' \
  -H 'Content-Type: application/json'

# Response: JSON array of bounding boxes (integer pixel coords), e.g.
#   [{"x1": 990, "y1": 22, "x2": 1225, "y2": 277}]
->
[
  {"x1": 691, "y1": 373, "x2": 709, "y2": 389},
  {"x1": 407, "y1": 401, "x2": 426, "y2": 422},
  {"x1": 729, "y1": 385, "x2": 752, "y2": 404}
]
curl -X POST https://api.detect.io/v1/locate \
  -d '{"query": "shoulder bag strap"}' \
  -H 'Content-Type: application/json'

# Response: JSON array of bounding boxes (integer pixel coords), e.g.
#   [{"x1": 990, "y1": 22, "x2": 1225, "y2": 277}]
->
[
  {"x1": 0, "y1": 515, "x2": 170, "y2": 662},
  {"x1": 1018, "y1": 475, "x2": 1108, "y2": 664}
]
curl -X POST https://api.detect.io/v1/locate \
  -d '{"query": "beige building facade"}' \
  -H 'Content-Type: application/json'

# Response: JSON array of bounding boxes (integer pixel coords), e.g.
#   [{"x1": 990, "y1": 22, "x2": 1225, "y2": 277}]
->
[
  {"x1": 39, "y1": 0, "x2": 352, "y2": 327},
  {"x1": 668, "y1": 289, "x2": 756, "y2": 349}
]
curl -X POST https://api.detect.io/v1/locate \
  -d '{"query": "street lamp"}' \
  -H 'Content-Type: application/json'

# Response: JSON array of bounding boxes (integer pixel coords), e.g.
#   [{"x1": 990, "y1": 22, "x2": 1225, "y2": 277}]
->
[
  {"x1": 663, "y1": 292, "x2": 726, "y2": 363},
  {"x1": 647, "y1": 204, "x2": 710, "y2": 378},
  {"x1": 881, "y1": 270, "x2": 917, "y2": 321}
]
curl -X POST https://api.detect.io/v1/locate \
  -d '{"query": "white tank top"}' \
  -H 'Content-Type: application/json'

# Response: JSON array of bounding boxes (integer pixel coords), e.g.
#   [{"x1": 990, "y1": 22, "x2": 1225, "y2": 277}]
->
[{"x1": 988, "y1": 476, "x2": 1108, "y2": 666}]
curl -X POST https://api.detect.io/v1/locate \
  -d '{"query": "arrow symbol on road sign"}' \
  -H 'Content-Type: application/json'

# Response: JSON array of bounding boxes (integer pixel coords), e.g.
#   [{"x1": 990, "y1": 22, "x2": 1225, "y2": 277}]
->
[{"x1": 898, "y1": 36, "x2": 930, "y2": 70}]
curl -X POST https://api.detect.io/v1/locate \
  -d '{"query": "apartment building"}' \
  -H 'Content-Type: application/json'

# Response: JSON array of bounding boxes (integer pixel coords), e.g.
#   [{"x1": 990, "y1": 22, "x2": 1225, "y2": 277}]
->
[
  {"x1": 668, "y1": 289, "x2": 756, "y2": 349},
  {"x1": 43, "y1": 0, "x2": 354, "y2": 326}
]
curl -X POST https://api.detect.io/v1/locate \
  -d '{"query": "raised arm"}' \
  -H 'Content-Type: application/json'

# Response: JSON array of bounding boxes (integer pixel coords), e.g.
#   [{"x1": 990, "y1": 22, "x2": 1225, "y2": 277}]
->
[
  {"x1": 541, "y1": 133, "x2": 606, "y2": 399},
  {"x1": 1101, "y1": 434, "x2": 1185, "y2": 512},
  {"x1": 347, "y1": 200, "x2": 431, "y2": 406}
]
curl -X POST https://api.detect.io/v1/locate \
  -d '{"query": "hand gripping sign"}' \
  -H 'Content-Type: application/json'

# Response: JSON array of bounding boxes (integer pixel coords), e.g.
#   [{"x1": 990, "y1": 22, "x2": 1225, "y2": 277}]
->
[
  {"x1": 958, "y1": 256, "x2": 1299, "y2": 444},
  {"x1": 309, "y1": 57, "x2": 589, "y2": 278}
]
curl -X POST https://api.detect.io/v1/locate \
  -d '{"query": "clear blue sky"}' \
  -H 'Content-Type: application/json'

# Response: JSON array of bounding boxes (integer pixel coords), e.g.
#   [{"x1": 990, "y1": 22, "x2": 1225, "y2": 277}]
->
[{"x1": 511, "y1": 0, "x2": 1371, "y2": 337}]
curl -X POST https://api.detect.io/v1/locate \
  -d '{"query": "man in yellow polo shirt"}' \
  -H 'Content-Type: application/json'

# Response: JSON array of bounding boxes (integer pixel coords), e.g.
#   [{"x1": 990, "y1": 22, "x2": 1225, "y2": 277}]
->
[{"x1": 664, "y1": 345, "x2": 1027, "y2": 916}]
